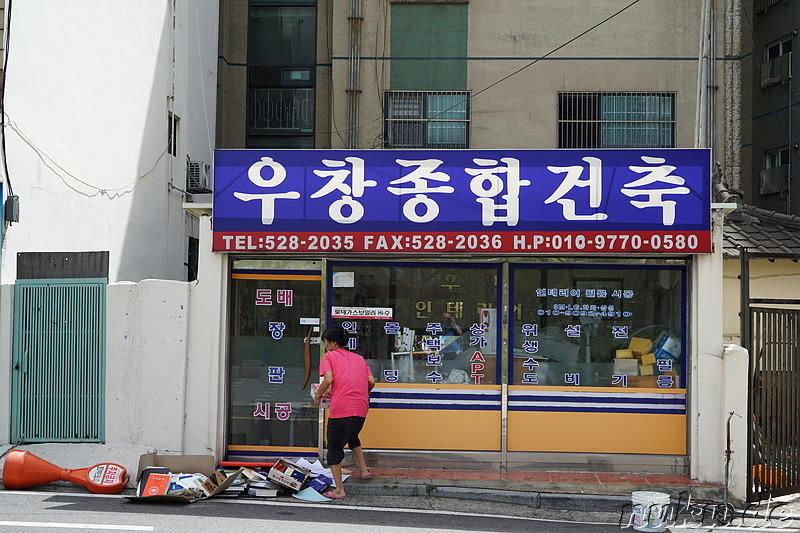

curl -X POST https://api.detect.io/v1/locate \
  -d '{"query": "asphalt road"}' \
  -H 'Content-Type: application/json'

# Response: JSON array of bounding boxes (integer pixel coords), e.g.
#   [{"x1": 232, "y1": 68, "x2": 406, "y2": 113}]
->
[{"x1": 0, "y1": 489, "x2": 626, "y2": 532}]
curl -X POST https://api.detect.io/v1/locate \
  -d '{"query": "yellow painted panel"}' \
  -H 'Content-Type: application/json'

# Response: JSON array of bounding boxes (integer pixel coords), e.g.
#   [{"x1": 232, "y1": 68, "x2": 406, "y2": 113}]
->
[
  {"x1": 508, "y1": 411, "x2": 686, "y2": 454},
  {"x1": 508, "y1": 385, "x2": 686, "y2": 394},
  {"x1": 359, "y1": 409, "x2": 501, "y2": 451}
]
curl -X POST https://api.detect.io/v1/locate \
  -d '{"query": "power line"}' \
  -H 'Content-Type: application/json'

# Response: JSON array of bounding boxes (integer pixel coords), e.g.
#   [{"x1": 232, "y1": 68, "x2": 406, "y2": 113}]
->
[
  {"x1": 1, "y1": 0, "x2": 14, "y2": 196},
  {"x1": 370, "y1": 0, "x2": 644, "y2": 149}
]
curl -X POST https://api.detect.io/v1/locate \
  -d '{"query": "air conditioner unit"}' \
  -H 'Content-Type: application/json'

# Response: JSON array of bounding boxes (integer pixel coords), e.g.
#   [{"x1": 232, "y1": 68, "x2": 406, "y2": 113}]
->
[
  {"x1": 760, "y1": 165, "x2": 789, "y2": 195},
  {"x1": 186, "y1": 161, "x2": 211, "y2": 193},
  {"x1": 761, "y1": 53, "x2": 792, "y2": 88}
]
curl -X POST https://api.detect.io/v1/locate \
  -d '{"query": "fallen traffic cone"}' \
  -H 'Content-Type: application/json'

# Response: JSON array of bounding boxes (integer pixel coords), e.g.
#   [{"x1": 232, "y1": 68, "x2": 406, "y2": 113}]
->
[{"x1": 2, "y1": 450, "x2": 129, "y2": 494}]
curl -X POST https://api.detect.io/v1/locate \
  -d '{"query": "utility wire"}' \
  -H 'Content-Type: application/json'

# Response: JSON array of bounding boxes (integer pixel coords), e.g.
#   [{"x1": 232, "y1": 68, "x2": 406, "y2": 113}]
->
[
  {"x1": 5, "y1": 115, "x2": 168, "y2": 199},
  {"x1": 1, "y1": 0, "x2": 14, "y2": 196},
  {"x1": 370, "y1": 0, "x2": 644, "y2": 149}
]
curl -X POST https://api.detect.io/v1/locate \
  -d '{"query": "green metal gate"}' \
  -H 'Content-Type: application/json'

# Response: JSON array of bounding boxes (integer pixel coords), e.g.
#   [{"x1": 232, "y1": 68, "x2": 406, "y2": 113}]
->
[{"x1": 11, "y1": 279, "x2": 106, "y2": 443}]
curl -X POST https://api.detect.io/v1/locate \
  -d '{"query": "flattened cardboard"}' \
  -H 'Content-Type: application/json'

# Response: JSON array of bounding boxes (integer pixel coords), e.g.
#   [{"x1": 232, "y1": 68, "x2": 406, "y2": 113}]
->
[{"x1": 126, "y1": 452, "x2": 242, "y2": 503}]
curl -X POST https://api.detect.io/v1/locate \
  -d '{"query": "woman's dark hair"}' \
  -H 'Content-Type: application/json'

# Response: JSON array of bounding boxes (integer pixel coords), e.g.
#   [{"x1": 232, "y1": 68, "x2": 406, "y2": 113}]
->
[{"x1": 321, "y1": 326, "x2": 348, "y2": 347}]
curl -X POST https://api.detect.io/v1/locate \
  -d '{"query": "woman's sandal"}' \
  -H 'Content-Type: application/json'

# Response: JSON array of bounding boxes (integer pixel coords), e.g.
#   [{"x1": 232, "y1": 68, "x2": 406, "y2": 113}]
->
[{"x1": 323, "y1": 491, "x2": 347, "y2": 499}]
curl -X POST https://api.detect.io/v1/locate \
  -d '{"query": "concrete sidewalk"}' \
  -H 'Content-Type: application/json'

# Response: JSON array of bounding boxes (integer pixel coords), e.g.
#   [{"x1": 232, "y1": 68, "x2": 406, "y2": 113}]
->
[{"x1": 339, "y1": 466, "x2": 726, "y2": 513}]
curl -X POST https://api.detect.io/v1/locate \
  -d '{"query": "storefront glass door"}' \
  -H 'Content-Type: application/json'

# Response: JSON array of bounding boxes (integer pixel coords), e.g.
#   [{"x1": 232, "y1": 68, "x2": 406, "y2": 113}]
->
[
  {"x1": 226, "y1": 267, "x2": 322, "y2": 461},
  {"x1": 328, "y1": 261, "x2": 502, "y2": 451}
]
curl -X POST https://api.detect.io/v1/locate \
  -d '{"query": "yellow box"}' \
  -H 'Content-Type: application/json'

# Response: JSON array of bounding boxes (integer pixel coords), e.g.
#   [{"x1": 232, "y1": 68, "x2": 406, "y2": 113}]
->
[
  {"x1": 629, "y1": 376, "x2": 659, "y2": 388},
  {"x1": 639, "y1": 364, "x2": 655, "y2": 376},
  {"x1": 639, "y1": 353, "x2": 656, "y2": 366},
  {"x1": 628, "y1": 337, "x2": 654, "y2": 356},
  {"x1": 615, "y1": 349, "x2": 634, "y2": 359}
]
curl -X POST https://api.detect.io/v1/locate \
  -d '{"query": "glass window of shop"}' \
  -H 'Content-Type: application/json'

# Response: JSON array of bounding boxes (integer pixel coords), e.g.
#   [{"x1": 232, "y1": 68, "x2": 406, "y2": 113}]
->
[
  {"x1": 510, "y1": 265, "x2": 685, "y2": 389},
  {"x1": 227, "y1": 272, "x2": 321, "y2": 448},
  {"x1": 329, "y1": 263, "x2": 500, "y2": 385}
]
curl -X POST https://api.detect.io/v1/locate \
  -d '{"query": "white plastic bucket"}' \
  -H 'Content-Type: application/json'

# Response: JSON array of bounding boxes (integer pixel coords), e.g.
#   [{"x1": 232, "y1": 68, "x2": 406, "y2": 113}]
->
[{"x1": 631, "y1": 491, "x2": 671, "y2": 532}]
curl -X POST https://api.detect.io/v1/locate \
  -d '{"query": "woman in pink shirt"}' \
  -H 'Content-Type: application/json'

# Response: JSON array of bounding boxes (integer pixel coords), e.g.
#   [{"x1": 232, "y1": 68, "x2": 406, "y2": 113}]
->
[{"x1": 313, "y1": 326, "x2": 375, "y2": 499}]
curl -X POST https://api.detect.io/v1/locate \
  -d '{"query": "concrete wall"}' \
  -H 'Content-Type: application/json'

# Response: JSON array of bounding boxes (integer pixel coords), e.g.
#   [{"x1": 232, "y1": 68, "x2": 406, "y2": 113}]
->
[
  {"x1": 324, "y1": 0, "x2": 727, "y2": 152},
  {"x1": 183, "y1": 216, "x2": 229, "y2": 458},
  {"x1": 106, "y1": 280, "x2": 190, "y2": 451},
  {"x1": 690, "y1": 210, "x2": 735, "y2": 489},
  {"x1": 685, "y1": 212, "x2": 748, "y2": 501},
  {"x1": 0, "y1": 270, "x2": 226, "y2": 485},
  {"x1": 216, "y1": 1, "x2": 728, "y2": 152},
  {"x1": 0, "y1": 0, "x2": 218, "y2": 284}
]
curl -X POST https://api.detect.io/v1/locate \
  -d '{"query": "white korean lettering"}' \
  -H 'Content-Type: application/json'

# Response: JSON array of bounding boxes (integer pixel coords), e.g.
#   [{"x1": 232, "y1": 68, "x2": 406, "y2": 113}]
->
[
  {"x1": 233, "y1": 157, "x2": 301, "y2": 225},
  {"x1": 388, "y1": 159, "x2": 455, "y2": 223},
  {"x1": 311, "y1": 157, "x2": 377, "y2": 224},
  {"x1": 466, "y1": 158, "x2": 531, "y2": 226},
  {"x1": 621, "y1": 156, "x2": 691, "y2": 226},
  {"x1": 545, "y1": 157, "x2": 608, "y2": 221}
]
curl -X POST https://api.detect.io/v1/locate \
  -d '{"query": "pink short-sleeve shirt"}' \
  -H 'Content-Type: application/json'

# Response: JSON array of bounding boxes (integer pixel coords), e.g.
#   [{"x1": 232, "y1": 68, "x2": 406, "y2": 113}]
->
[{"x1": 319, "y1": 348, "x2": 373, "y2": 419}]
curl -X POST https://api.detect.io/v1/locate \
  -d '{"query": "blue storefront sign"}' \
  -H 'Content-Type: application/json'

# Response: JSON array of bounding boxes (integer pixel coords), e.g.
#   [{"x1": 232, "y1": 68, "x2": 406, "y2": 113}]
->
[{"x1": 212, "y1": 149, "x2": 711, "y2": 254}]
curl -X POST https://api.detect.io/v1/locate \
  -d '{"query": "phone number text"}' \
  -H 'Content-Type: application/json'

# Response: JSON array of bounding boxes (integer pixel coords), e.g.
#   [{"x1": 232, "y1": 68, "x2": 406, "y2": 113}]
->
[{"x1": 214, "y1": 231, "x2": 711, "y2": 254}]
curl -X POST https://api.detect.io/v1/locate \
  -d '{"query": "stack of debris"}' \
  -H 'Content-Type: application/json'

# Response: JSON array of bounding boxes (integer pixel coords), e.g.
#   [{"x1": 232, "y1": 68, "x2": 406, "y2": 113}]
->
[{"x1": 128, "y1": 453, "x2": 343, "y2": 503}]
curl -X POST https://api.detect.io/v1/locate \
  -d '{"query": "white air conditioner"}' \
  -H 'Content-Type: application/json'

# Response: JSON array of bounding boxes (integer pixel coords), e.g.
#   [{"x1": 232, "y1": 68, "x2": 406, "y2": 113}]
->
[
  {"x1": 760, "y1": 165, "x2": 789, "y2": 195},
  {"x1": 186, "y1": 161, "x2": 211, "y2": 193},
  {"x1": 761, "y1": 53, "x2": 792, "y2": 88}
]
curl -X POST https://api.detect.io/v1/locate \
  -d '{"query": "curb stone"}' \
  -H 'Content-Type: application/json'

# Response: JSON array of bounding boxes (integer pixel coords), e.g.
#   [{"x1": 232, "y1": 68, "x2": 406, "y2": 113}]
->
[{"x1": 344, "y1": 482, "x2": 631, "y2": 512}]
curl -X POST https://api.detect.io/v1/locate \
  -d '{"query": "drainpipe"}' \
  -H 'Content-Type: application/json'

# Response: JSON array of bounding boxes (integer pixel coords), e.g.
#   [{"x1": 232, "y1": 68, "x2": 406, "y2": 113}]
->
[
  {"x1": 696, "y1": 0, "x2": 715, "y2": 158},
  {"x1": 346, "y1": 0, "x2": 363, "y2": 149}
]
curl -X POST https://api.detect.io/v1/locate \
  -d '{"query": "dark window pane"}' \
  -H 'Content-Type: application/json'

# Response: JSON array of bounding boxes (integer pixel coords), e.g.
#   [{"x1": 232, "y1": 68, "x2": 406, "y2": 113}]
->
[{"x1": 248, "y1": 6, "x2": 316, "y2": 66}]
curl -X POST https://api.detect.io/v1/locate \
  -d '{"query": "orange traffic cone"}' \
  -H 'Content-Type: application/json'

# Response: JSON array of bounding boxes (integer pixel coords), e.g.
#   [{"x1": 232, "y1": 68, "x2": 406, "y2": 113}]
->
[{"x1": 2, "y1": 450, "x2": 129, "y2": 494}]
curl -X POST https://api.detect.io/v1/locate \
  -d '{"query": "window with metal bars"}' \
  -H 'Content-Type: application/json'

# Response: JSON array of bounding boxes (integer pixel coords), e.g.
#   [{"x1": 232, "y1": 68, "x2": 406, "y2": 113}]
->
[
  {"x1": 246, "y1": 2, "x2": 316, "y2": 149},
  {"x1": 558, "y1": 92, "x2": 676, "y2": 149},
  {"x1": 384, "y1": 91, "x2": 470, "y2": 149}
]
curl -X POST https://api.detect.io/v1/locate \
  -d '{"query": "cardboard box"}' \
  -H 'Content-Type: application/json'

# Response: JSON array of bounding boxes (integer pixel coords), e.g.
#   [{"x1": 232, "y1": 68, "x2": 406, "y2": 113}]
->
[
  {"x1": 615, "y1": 349, "x2": 634, "y2": 359},
  {"x1": 639, "y1": 364, "x2": 655, "y2": 376},
  {"x1": 311, "y1": 383, "x2": 331, "y2": 409},
  {"x1": 639, "y1": 352, "x2": 656, "y2": 366},
  {"x1": 629, "y1": 376, "x2": 659, "y2": 388},
  {"x1": 628, "y1": 337, "x2": 654, "y2": 356},
  {"x1": 127, "y1": 452, "x2": 242, "y2": 503},
  {"x1": 267, "y1": 458, "x2": 311, "y2": 493}
]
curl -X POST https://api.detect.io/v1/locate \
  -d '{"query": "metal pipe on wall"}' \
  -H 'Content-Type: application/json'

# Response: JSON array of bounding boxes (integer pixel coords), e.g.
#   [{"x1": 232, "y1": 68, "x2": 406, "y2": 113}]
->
[
  {"x1": 708, "y1": 1, "x2": 716, "y2": 160},
  {"x1": 346, "y1": 0, "x2": 363, "y2": 149},
  {"x1": 695, "y1": 0, "x2": 716, "y2": 158},
  {"x1": 695, "y1": 0, "x2": 709, "y2": 148}
]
